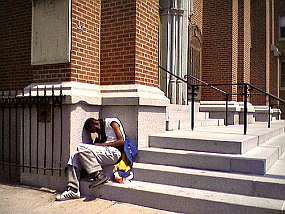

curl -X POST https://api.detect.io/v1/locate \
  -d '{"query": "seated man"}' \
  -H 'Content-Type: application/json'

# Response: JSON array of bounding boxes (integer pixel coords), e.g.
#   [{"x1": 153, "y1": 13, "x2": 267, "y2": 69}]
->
[{"x1": 56, "y1": 117, "x2": 125, "y2": 201}]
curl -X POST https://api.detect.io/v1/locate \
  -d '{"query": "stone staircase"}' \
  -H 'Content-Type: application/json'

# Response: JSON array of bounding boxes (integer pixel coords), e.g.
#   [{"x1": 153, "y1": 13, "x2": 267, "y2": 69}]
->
[
  {"x1": 84, "y1": 120, "x2": 285, "y2": 213},
  {"x1": 166, "y1": 104, "x2": 224, "y2": 130}
]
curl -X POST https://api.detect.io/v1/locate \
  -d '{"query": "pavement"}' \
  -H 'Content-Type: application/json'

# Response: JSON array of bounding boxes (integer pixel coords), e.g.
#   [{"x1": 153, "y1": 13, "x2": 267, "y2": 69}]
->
[{"x1": 0, "y1": 183, "x2": 174, "y2": 214}]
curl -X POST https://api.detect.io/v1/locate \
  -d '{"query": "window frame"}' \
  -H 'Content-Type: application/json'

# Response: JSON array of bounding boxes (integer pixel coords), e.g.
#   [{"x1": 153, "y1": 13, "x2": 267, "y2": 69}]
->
[
  {"x1": 280, "y1": 60, "x2": 285, "y2": 90},
  {"x1": 279, "y1": 16, "x2": 285, "y2": 40}
]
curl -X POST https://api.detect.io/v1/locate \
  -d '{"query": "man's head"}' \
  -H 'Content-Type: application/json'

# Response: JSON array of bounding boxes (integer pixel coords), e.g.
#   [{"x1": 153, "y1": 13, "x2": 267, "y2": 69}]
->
[{"x1": 84, "y1": 118, "x2": 101, "y2": 133}]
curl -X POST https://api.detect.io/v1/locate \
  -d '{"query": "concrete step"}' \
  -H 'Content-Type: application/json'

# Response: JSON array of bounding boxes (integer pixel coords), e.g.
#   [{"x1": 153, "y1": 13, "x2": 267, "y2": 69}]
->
[
  {"x1": 260, "y1": 133, "x2": 285, "y2": 157},
  {"x1": 267, "y1": 153, "x2": 285, "y2": 177},
  {"x1": 133, "y1": 162, "x2": 285, "y2": 200},
  {"x1": 137, "y1": 146, "x2": 279, "y2": 175},
  {"x1": 87, "y1": 180, "x2": 285, "y2": 214},
  {"x1": 167, "y1": 118, "x2": 224, "y2": 131},
  {"x1": 195, "y1": 122, "x2": 285, "y2": 145},
  {"x1": 195, "y1": 118, "x2": 224, "y2": 127},
  {"x1": 149, "y1": 131, "x2": 258, "y2": 154},
  {"x1": 195, "y1": 111, "x2": 210, "y2": 120}
]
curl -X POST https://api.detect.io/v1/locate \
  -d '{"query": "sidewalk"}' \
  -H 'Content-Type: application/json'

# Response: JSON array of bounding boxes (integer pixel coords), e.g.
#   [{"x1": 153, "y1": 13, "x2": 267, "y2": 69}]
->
[{"x1": 0, "y1": 183, "x2": 174, "y2": 214}]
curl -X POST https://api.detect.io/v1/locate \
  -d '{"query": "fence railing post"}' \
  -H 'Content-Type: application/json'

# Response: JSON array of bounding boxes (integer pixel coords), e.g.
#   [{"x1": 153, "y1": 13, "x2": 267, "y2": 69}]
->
[
  {"x1": 225, "y1": 94, "x2": 229, "y2": 126},
  {"x1": 59, "y1": 85, "x2": 63, "y2": 176},
  {"x1": 191, "y1": 85, "x2": 195, "y2": 131},
  {"x1": 243, "y1": 84, "x2": 248, "y2": 135},
  {"x1": 268, "y1": 96, "x2": 271, "y2": 128}
]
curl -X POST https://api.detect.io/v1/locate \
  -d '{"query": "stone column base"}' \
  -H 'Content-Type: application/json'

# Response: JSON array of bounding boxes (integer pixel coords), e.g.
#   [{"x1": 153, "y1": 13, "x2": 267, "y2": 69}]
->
[
  {"x1": 19, "y1": 82, "x2": 169, "y2": 190},
  {"x1": 200, "y1": 101, "x2": 256, "y2": 125}
]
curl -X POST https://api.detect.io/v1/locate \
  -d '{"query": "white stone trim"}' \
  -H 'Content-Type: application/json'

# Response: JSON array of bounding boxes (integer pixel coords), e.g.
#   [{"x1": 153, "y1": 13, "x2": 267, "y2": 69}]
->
[
  {"x1": 200, "y1": 101, "x2": 242, "y2": 112},
  {"x1": 24, "y1": 82, "x2": 170, "y2": 107},
  {"x1": 199, "y1": 101, "x2": 256, "y2": 113},
  {"x1": 24, "y1": 82, "x2": 102, "y2": 105},
  {"x1": 101, "y1": 84, "x2": 170, "y2": 106}
]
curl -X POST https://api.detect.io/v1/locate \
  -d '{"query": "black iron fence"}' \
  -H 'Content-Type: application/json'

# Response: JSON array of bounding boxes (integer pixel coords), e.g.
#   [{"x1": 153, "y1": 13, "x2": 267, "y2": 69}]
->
[
  {"x1": 159, "y1": 65, "x2": 285, "y2": 135},
  {"x1": 0, "y1": 86, "x2": 66, "y2": 182}
]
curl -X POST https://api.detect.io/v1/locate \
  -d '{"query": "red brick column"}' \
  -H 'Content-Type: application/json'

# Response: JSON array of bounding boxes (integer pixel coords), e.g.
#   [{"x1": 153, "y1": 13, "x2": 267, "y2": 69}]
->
[
  {"x1": 237, "y1": 0, "x2": 251, "y2": 101},
  {"x1": 100, "y1": 0, "x2": 159, "y2": 87},
  {"x1": 201, "y1": 0, "x2": 233, "y2": 100},
  {"x1": 135, "y1": 0, "x2": 159, "y2": 87},
  {"x1": 100, "y1": 0, "x2": 136, "y2": 85},
  {"x1": 201, "y1": 0, "x2": 251, "y2": 102},
  {"x1": 250, "y1": 0, "x2": 266, "y2": 104},
  {"x1": 244, "y1": 0, "x2": 251, "y2": 84},
  {"x1": 237, "y1": 0, "x2": 244, "y2": 86}
]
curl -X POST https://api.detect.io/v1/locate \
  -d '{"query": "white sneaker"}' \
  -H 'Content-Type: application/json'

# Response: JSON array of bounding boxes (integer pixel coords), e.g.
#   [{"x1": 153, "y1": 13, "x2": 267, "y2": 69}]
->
[{"x1": 55, "y1": 188, "x2": 80, "y2": 201}]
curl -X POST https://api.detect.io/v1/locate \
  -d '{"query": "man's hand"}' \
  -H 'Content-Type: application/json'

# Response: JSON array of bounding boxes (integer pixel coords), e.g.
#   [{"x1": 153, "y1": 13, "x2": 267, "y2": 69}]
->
[{"x1": 94, "y1": 121, "x2": 124, "y2": 148}]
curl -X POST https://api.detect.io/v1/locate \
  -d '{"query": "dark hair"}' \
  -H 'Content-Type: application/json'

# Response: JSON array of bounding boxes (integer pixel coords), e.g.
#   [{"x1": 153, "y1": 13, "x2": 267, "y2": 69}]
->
[
  {"x1": 84, "y1": 118, "x2": 107, "y2": 143},
  {"x1": 84, "y1": 118, "x2": 97, "y2": 132}
]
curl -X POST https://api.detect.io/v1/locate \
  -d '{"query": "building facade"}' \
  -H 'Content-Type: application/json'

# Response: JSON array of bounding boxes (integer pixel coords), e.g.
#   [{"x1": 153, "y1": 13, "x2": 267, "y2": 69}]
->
[
  {"x1": 0, "y1": 0, "x2": 285, "y2": 185},
  {"x1": 1, "y1": 0, "x2": 284, "y2": 106}
]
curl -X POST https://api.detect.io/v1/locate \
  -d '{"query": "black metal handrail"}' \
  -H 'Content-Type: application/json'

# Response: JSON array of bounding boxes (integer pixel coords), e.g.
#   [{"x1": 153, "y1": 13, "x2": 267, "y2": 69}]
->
[
  {"x1": 159, "y1": 65, "x2": 228, "y2": 131},
  {"x1": 159, "y1": 65, "x2": 285, "y2": 135},
  {"x1": 247, "y1": 83, "x2": 285, "y2": 103},
  {"x1": 159, "y1": 65, "x2": 227, "y2": 95},
  {"x1": 245, "y1": 83, "x2": 285, "y2": 129}
]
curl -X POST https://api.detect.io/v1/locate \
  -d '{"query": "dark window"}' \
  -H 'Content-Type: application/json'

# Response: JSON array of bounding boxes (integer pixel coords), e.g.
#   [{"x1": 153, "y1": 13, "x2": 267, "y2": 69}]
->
[
  {"x1": 281, "y1": 61, "x2": 285, "y2": 88},
  {"x1": 280, "y1": 17, "x2": 285, "y2": 39},
  {"x1": 281, "y1": 26, "x2": 285, "y2": 38}
]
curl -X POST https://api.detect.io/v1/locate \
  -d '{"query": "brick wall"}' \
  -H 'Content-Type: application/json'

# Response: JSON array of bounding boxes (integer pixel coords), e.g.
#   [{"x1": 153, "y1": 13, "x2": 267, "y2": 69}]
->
[
  {"x1": 250, "y1": 0, "x2": 266, "y2": 104},
  {"x1": 201, "y1": 0, "x2": 233, "y2": 100},
  {"x1": 0, "y1": 0, "x2": 33, "y2": 89},
  {"x1": 192, "y1": 0, "x2": 203, "y2": 34},
  {"x1": 1, "y1": 0, "x2": 159, "y2": 90},
  {"x1": 135, "y1": 0, "x2": 159, "y2": 87},
  {"x1": 100, "y1": 0, "x2": 159, "y2": 86},
  {"x1": 100, "y1": 0, "x2": 136, "y2": 85},
  {"x1": 70, "y1": 0, "x2": 101, "y2": 84},
  {"x1": 33, "y1": 0, "x2": 101, "y2": 84},
  {"x1": 24, "y1": 0, "x2": 73, "y2": 86},
  {"x1": 0, "y1": 0, "x2": 101, "y2": 89}
]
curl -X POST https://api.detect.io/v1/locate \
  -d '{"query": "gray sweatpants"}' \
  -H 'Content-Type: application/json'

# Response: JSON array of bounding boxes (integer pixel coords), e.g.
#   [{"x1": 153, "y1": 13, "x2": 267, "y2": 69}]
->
[{"x1": 67, "y1": 144, "x2": 121, "y2": 190}]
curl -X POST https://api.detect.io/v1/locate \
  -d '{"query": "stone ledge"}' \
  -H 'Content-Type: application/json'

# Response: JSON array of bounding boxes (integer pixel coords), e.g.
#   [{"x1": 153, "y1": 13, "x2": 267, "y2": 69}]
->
[
  {"x1": 254, "y1": 106, "x2": 282, "y2": 122},
  {"x1": 24, "y1": 82, "x2": 102, "y2": 105},
  {"x1": 200, "y1": 101, "x2": 255, "y2": 113},
  {"x1": 101, "y1": 84, "x2": 170, "y2": 106},
  {"x1": 24, "y1": 82, "x2": 170, "y2": 107}
]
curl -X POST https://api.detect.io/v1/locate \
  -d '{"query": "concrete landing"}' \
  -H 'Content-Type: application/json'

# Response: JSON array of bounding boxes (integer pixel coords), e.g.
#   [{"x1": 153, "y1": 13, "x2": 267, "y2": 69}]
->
[
  {"x1": 89, "y1": 180, "x2": 285, "y2": 214},
  {"x1": 267, "y1": 153, "x2": 285, "y2": 178},
  {"x1": 150, "y1": 121, "x2": 285, "y2": 154},
  {"x1": 145, "y1": 121, "x2": 285, "y2": 175},
  {"x1": 81, "y1": 121, "x2": 285, "y2": 214},
  {"x1": 133, "y1": 162, "x2": 285, "y2": 200},
  {"x1": 138, "y1": 146, "x2": 279, "y2": 174},
  {"x1": 149, "y1": 131, "x2": 258, "y2": 154}
]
